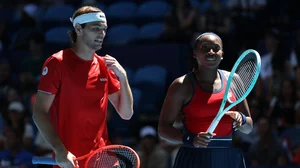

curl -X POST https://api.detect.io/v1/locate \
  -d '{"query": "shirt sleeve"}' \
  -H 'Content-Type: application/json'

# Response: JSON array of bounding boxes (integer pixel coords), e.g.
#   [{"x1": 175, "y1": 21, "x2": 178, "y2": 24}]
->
[
  {"x1": 38, "y1": 56, "x2": 62, "y2": 94},
  {"x1": 107, "y1": 69, "x2": 120, "y2": 94}
]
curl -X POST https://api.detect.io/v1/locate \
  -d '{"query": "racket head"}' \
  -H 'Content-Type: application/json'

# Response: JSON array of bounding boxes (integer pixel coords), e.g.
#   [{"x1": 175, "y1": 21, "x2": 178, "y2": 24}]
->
[
  {"x1": 207, "y1": 49, "x2": 261, "y2": 133},
  {"x1": 85, "y1": 145, "x2": 140, "y2": 168},
  {"x1": 225, "y1": 49, "x2": 261, "y2": 104}
]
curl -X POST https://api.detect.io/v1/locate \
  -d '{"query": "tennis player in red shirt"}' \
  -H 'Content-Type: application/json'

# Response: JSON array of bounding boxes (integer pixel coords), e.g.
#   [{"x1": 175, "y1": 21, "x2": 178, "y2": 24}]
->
[
  {"x1": 32, "y1": 6, "x2": 134, "y2": 168},
  {"x1": 158, "y1": 32, "x2": 253, "y2": 168}
]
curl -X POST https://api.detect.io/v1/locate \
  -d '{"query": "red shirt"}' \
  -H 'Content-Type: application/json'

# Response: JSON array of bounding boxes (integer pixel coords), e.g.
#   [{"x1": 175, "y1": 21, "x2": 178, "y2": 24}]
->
[
  {"x1": 38, "y1": 49, "x2": 120, "y2": 166},
  {"x1": 182, "y1": 70, "x2": 236, "y2": 137}
]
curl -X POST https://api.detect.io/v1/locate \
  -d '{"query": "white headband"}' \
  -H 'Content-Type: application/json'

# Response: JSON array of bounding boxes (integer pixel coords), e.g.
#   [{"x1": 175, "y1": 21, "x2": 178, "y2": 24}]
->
[{"x1": 70, "y1": 12, "x2": 106, "y2": 27}]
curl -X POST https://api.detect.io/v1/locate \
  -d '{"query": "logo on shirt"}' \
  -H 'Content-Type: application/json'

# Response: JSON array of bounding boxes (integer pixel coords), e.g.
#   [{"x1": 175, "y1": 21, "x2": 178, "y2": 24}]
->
[
  {"x1": 228, "y1": 91, "x2": 232, "y2": 98},
  {"x1": 42, "y1": 66, "x2": 48, "y2": 76},
  {"x1": 100, "y1": 78, "x2": 107, "y2": 82},
  {"x1": 227, "y1": 91, "x2": 235, "y2": 103}
]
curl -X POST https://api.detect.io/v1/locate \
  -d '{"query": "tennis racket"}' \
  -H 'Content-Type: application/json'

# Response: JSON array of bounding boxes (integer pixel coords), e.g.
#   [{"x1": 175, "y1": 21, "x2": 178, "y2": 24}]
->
[
  {"x1": 207, "y1": 49, "x2": 261, "y2": 134},
  {"x1": 32, "y1": 145, "x2": 140, "y2": 168}
]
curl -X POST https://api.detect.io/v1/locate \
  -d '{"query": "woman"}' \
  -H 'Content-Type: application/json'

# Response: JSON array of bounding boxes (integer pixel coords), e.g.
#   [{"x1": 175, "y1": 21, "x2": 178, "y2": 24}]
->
[{"x1": 158, "y1": 32, "x2": 253, "y2": 168}]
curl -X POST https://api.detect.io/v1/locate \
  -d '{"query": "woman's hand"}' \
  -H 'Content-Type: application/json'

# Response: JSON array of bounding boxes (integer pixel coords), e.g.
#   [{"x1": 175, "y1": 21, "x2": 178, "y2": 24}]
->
[
  {"x1": 225, "y1": 111, "x2": 243, "y2": 131},
  {"x1": 193, "y1": 132, "x2": 216, "y2": 148}
]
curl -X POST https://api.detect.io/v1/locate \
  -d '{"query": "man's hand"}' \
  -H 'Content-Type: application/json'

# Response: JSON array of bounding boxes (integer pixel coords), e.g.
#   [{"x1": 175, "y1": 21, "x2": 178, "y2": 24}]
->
[
  {"x1": 103, "y1": 55, "x2": 127, "y2": 81},
  {"x1": 55, "y1": 150, "x2": 78, "y2": 168}
]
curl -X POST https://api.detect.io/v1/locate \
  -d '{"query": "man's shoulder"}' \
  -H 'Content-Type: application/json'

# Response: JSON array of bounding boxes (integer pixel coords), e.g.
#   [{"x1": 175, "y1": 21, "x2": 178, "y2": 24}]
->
[
  {"x1": 45, "y1": 49, "x2": 71, "y2": 64},
  {"x1": 51, "y1": 49, "x2": 71, "y2": 61},
  {"x1": 46, "y1": 50, "x2": 63, "y2": 61}
]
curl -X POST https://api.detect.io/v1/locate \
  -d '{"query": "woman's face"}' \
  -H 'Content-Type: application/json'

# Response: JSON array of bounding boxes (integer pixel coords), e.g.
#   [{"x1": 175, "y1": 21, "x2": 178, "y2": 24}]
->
[{"x1": 193, "y1": 34, "x2": 223, "y2": 69}]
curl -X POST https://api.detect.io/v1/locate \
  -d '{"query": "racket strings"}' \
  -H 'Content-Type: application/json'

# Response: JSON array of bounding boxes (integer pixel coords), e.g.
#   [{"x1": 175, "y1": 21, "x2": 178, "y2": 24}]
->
[
  {"x1": 231, "y1": 59, "x2": 258, "y2": 100},
  {"x1": 87, "y1": 147, "x2": 137, "y2": 168}
]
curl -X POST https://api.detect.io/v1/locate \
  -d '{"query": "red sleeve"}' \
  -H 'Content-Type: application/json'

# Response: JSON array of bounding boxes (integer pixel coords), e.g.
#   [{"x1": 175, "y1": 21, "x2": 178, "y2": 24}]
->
[
  {"x1": 38, "y1": 56, "x2": 62, "y2": 94},
  {"x1": 107, "y1": 69, "x2": 120, "y2": 94}
]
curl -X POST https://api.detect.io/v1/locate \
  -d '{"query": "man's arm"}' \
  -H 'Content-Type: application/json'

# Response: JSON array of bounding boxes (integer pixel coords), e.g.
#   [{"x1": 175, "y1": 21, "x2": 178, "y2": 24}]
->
[
  {"x1": 108, "y1": 78, "x2": 133, "y2": 120},
  {"x1": 103, "y1": 55, "x2": 133, "y2": 120},
  {"x1": 32, "y1": 91, "x2": 67, "y2": 155}
]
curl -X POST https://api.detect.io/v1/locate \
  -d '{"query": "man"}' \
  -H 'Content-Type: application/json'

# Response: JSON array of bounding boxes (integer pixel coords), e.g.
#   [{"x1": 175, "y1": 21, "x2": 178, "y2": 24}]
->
[{"x1": 32, "y1": 6, "x2": 134, "y2": 168}]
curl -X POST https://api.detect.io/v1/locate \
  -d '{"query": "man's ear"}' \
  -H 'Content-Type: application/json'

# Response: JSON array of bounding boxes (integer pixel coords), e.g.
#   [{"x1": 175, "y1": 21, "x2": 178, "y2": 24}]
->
[{"x1": 74, "y1": 24, "x2": 83, "y2": 36}]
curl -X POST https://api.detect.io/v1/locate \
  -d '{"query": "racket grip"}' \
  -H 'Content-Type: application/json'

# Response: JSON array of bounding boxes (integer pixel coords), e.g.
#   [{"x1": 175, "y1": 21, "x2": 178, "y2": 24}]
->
[
  {"x1": 207, "y1": 118, "x2": 220, "y2": 134},
  {"x1": 32, "y1": 156, "x2": 57, "y2": 165}
]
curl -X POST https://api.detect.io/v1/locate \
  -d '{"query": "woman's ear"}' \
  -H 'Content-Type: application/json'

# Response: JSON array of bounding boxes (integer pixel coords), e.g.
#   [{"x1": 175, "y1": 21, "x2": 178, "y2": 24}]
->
[
  {"x1": 220, "y1": 50, "x2": 224, "y2": 60},
  {"x1": 193, "y1": 50, "x2": 196, "y2": 58}
]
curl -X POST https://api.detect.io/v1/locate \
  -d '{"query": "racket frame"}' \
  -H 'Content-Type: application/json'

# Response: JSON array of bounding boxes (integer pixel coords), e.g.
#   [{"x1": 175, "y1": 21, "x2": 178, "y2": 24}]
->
[
  {"x1": 207, "y1": 49, "x2": 261, "y2": 134},
  {"x1": 32, "y1": 145, "x2": 140, "y2": 168}
]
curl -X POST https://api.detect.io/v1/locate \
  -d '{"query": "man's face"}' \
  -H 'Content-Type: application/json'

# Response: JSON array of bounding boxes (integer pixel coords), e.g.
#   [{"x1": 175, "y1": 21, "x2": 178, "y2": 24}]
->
[{"x1": 79, "y1": 21, "x2": 107, "y2": 51}]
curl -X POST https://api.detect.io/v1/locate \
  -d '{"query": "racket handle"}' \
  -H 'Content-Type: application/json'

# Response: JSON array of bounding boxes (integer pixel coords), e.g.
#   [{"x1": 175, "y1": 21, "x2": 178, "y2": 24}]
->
[
  {"x1": 32, "y1": 156, "x2": 57, "y2": 165},
  {"x1": 207, "y1": 118, "x2": 220, "y2": 134}
]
